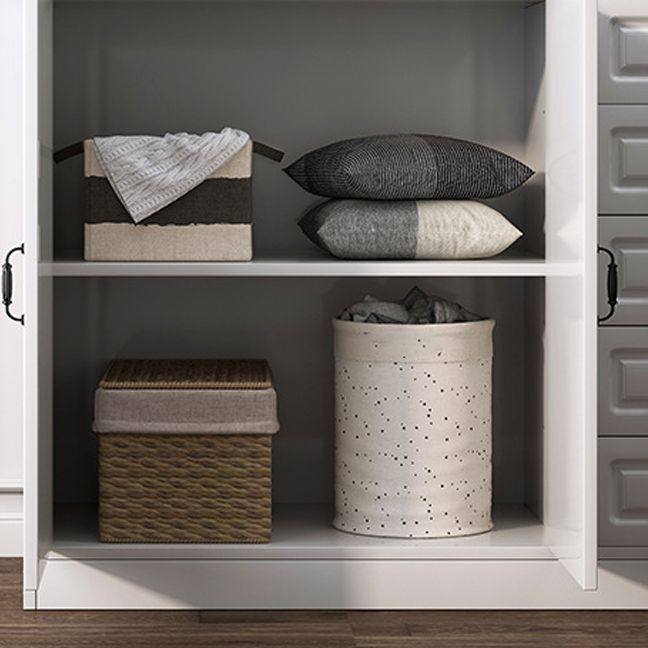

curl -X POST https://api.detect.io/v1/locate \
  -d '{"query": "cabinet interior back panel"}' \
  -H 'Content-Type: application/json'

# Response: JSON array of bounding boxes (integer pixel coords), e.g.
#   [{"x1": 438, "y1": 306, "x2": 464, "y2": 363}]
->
[
  {"x1": 52, "y1": 277, "x2": 543, "y2": 507},
  {"x1": 53, "y1": 1, "x2": 543, "y2": 259}
]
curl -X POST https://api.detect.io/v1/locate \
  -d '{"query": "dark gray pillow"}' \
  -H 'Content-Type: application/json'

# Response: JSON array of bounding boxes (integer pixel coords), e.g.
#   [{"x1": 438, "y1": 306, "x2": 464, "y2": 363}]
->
[
  {"x1": 299, "y1": 199, "x2": 522, "y2": 260},
  {"x1": 285, "y1": 134, "x2": 534, "y2": 200}
]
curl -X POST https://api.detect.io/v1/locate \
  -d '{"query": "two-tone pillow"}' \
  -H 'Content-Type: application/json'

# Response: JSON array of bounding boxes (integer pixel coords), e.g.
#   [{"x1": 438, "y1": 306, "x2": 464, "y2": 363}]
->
[
  {"x1": 299, "y1": 200, "x2": 522, "y2": 260},
  {"x1": 285, "y1": 134, "x2": 533, "y2": 200}
]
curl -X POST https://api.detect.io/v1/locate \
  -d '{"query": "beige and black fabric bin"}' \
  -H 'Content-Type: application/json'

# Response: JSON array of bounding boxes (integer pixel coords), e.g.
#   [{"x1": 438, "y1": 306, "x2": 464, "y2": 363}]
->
[
  {"x1": 93, "y1": 359, "x2": 279, "y2": 543},
  {"x1": 84, "y1": 139, "x2": 254, "y2": 261},
  {"x1": 333, "y1": 319, "x2": 494, "y2": 539}
]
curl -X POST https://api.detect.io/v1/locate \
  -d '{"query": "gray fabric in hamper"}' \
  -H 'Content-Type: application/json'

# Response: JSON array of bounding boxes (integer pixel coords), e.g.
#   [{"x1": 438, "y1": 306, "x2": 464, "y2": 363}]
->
[
  {"x1": 333, "y1": 318, "x2": 494, "y2": 538},
  {"x1": 84, "y1": 139, "x2": 253, "y2": 261}
]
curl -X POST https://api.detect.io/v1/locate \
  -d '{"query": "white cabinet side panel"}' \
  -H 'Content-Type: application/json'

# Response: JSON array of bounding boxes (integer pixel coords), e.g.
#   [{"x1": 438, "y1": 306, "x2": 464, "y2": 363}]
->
[
  {"x1": 544, "y1": 0, "x2": 598, "y2": 590},
  {"x1": 23, "y1": 0, "x2": 53, "y2": 593}
]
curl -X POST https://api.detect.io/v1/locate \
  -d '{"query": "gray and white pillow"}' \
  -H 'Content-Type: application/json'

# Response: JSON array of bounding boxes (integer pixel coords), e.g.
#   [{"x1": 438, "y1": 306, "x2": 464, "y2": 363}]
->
[
  {"x1": 285, "y1": 134, "x2": 534, "y2": 200},
  {"x1": 299, "y1": 200, "x2": 522, "y2": 259}
]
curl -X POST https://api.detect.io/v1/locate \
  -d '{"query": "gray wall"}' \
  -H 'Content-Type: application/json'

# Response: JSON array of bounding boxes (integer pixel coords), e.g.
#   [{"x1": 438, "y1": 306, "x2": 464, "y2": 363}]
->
[
  {"x1": 52, "y1": 2, "x2": 545, "y2": 507},
  {"x1": 54, "y1": 277, "x2": 537, "y2": 505},
  {"x1": 54, "y1": 1, "x2": 537, "y2": 257}
]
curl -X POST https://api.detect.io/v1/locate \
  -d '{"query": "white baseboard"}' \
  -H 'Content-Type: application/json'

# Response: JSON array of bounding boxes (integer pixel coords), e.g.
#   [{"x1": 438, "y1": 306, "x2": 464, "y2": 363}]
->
[
  {"x1": 0, "y1": 517, "x2": 22, "y2": 557},
  {"x1": 23, "y1": 589, "x2": 36, "y2": 610},
  {"x1": 0, "y1": 484, "x2": 23, "y2": 557}
]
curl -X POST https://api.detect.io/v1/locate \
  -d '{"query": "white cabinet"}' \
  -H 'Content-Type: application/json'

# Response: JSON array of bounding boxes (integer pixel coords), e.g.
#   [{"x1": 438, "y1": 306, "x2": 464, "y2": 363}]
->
[{"x1": 19, "y1": 0, "x2": 631, "y2": 610}]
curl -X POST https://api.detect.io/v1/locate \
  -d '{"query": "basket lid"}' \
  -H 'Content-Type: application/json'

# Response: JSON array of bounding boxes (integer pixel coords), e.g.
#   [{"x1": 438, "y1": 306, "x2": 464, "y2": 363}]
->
[{"x1": 99, "y1": 359, "x2": 273, "y2": 390}]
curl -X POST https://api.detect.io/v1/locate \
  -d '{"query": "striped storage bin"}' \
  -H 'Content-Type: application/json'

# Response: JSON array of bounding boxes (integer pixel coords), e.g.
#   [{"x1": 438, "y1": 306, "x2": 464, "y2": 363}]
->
[
  {"x1": 93, "y1": 359, "x2": 279, "y2": 543},
  {"x1": 84, "y1": 139, "x2": 253, "y2": 261}
]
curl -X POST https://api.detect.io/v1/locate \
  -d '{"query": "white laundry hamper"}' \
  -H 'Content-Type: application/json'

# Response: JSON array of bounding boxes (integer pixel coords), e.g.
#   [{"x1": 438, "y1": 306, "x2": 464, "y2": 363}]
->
[{"x1": 333, "y1": 318, "x2": 495, "y2": 538}]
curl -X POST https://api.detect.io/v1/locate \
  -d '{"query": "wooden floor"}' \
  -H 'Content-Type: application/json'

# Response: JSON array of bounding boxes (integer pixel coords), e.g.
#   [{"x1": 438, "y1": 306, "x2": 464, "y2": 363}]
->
[{"x1": 2, "y1": 560, "x2": 648, "y2": 647}]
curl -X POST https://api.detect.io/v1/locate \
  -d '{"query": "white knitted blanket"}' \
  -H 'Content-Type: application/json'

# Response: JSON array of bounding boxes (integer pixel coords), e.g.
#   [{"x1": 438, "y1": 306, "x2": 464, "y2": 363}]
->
[{"x1": 93, "y1": 128, "x2": 250, "y2": 223}]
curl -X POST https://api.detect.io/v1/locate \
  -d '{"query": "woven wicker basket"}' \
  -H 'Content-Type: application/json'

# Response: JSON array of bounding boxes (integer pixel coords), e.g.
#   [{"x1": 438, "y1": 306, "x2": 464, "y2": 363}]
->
[{"x1": 94, "y1": 359, "x2": 278, "y2": 543}]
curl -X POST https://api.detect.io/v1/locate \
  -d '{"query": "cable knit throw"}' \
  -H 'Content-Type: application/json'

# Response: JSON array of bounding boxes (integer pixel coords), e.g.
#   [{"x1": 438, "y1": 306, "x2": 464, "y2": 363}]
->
[{"x1": 93, "y1": 128, "x2": 250, "y2": 223}]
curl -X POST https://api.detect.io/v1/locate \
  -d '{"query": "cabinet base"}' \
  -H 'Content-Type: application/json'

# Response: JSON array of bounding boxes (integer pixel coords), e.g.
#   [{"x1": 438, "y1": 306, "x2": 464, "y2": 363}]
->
[{"x1": 31, "y1": 559, "x2": 648, "y2": 610}]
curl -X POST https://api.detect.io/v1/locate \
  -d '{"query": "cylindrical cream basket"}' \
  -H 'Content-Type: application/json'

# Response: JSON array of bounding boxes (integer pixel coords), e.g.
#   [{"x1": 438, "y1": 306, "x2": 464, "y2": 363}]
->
[{"x1": 333, "y1": 318, "x2": 494, "y2": 538}]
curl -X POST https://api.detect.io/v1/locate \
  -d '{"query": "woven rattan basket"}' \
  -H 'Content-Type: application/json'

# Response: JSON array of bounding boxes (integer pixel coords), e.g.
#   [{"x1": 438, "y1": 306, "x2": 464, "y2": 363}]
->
[{"x1": 93, "y1": 359, "x2": 279, "y2": 543}]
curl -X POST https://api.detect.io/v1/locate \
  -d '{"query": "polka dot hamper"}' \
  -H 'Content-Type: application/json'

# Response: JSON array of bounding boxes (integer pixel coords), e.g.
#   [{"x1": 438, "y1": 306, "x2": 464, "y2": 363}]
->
[{"x1": 333, "y1": 318, "x2": 494, "y2": 538}]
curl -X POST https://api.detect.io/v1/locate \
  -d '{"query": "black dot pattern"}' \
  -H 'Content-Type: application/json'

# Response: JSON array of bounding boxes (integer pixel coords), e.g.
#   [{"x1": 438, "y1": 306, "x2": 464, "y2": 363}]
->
[{"x1": 333, "y1": 335, "x2": 493, "y2": 539}]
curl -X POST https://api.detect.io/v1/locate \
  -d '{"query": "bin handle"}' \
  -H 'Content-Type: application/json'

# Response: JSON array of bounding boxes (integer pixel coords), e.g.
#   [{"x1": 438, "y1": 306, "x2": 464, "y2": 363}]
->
[
  {"x1": 53, "y1": 138, "x2": 284, "y2": 164},
  {"x1": 598, "y1": 245, "x2": 618, "y2": 324}
]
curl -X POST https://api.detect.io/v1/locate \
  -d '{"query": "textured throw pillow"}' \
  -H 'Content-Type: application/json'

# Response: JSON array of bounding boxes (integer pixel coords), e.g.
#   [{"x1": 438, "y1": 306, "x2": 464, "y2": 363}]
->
[
  {"x1": 285, "y1": 134, "x2": 534, "y2": 200},
  {"x1": 299, "y1": 200, "x2": 522, "y2": 259}
]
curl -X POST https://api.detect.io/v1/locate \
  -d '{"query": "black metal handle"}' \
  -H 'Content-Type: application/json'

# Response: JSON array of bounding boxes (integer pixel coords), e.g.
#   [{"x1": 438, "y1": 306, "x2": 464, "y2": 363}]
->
[
  {"x1": 2, "y1": 244, "x2": 24, "y2": 326},
  {"x1": 598, "y1": 245, "x2": 618, "y2": 324}
]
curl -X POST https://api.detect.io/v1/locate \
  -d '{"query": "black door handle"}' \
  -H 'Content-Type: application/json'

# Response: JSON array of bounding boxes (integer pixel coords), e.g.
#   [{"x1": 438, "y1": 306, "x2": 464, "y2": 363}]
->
[
  {"x1": 2, "y1": 244, "x2": 24, "y2": 326},
  {"x1": 598, "y1": 245, "x2": 618, "y2": 324}
]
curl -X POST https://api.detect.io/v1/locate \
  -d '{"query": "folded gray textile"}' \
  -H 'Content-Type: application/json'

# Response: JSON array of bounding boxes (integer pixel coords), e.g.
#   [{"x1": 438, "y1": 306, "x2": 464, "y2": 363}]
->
[{"x1": 338, "y1": 287, "x2": 482, "y2": 324}]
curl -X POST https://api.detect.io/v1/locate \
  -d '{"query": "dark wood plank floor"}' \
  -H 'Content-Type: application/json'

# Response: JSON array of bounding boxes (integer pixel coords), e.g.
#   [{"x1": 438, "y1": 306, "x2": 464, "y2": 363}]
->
[{"x1": 2, "y1": 559, "x2": 648, "y2": 647}]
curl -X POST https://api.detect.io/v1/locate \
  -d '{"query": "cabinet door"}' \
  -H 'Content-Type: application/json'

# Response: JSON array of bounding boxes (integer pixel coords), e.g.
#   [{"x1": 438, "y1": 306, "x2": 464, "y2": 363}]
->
[
  {"x1": 599, "y1": 328, "x2": 648, "y2": 437},
  {"x1": 599, "y1": 438, "x2": 648, "y2": 546},
  {"x1": 599, "y1": 106, "x2": 648, "y2": 214},
  {"x1": 599, "y1": 0, "x2": 648, "y2": 104},
  {"x1": 545, "y1": 0, "x2": 598, "y2": 590},
  {"x1": 599, "y1": 217, "x2": 648, "y2": 325},
  {"x1": 23, "y1": 0, "x2": 53, "y2": 610},
  {"x1": 0, "y1": 0, "x2": 26, "y2": 558}
]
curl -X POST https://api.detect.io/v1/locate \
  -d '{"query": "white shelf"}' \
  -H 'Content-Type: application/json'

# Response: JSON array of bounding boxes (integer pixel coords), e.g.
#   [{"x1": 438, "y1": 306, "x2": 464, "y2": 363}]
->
[
  {"x1": 46, "y1": 254, "x2": 576, "y2": 278},
  {"x1": 49, "y1": 504, "x2": 554, "y2": 561},
  {"x1": 55, "y1": 0, "x2": 540, "y2": 5}
]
